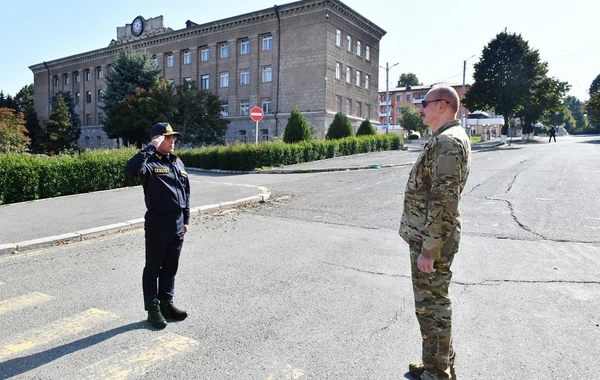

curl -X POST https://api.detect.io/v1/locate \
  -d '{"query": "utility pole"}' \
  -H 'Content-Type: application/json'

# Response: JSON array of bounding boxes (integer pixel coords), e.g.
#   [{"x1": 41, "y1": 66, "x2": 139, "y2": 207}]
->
[
  {"x1": 462, "y1": 54, "x2": 475, "y2": 135},
  {"x1": 381, "y1": 62, "x2": 399, "y2": 134}
]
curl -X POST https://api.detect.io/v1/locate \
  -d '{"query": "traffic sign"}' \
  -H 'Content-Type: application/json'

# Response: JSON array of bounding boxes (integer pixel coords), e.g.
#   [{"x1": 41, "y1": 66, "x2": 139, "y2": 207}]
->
[{"x1": 250, "y1": 107, "x2": 264, "y2": 122}]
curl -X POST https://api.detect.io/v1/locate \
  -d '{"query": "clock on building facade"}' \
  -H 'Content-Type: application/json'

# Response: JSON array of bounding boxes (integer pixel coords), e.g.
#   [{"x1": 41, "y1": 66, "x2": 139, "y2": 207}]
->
[{"x1": 131, "y1": 16, "x2": 144, "y2": 36}]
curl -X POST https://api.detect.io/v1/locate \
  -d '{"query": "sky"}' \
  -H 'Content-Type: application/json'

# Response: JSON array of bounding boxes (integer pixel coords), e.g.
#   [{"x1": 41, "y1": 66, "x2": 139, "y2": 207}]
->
[{"x1": 1, "y1": 0, "x2": 598, "y2": 101}]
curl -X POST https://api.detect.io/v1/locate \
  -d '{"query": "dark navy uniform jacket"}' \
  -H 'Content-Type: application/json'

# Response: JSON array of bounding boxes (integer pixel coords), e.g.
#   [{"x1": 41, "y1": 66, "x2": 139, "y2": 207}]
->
[{"x1": 125, "y1": 145, "x2": 191, "y2": 226}]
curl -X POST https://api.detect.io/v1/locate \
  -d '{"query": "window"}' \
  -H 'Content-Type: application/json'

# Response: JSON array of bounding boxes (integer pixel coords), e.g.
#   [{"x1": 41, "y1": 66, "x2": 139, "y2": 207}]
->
[
  {"x1": 86, "y1": 70, "x2": 91, "y2": 81},
  {"x1": 239, "y1": 129, "x2": 247, "y2": 143},
  {"x1": 365, "y1": 74, "x2": 370, "y2": 90},
  {"x1": 407, "y1": 93, "x2": 412, "y2": 102},
  {"x1": 152, "y1": 55, "x2": 159, "y2": 67},
  {"x1": 220, "y1": 72, "x2": 229, "y2": 88},
  {"x1": 86, "y1": 114, "x2": 92, "y2": 126},
  {"x1": 98, "y1": 112, "x2": 103, "y2": 123},
  {"x1": 221, "y1": 103, "x2": 229, "y2": 117},
  {"x1": 346, "y1": 67, "x2": 351, "y2": 83},
  {"x1": 97, "y1": 89, "x2": 104, "y2": 101},
  {"x1": 261, "y1": 128, "x2": 269, "y2": 141},
  {"x1": 335, "y1": 62, "x2": 341, "y2": 80},
  {"x1": 356, "y1": 41, "x2": 361, "y2": 56},
  {"x1": 167, "y1": 53, "x2": 174, "y2": 67},
  {"x1": 183, "y1": 50, "x2": 192, "y2": 64},
  {"x1": 201, "y1": 46, "x2": 209, "y2": 61},
  {"x1": 184, "y1": 77, "x2": 192, "y2": 87},
  {"x1": 220, "y1": 42, "x2": 229, "y2": 58},
  {"x1": 336, "y1": 29, "x2": 342, "y2": 47},
  {"x1": 366, "y1": 104, "x2": 370, "y2": 119},
  {"x1": 97, "y1": 67, "x2": 104, "y2": 79},
  {"x1": 396, "y1": 93, "x2": 402, "y2": 102},
  {"x1": 201, "y1": 74, "x2": 209, "y2": 90},
  {"x1": 64, "y1": 74, "x2": 69, "y2": 85},
  {"x1": 345, "y1": 98, "x2": 352, "y2": 114},
  {"x1": 261, "y1": 33, "x2": 273, "y2": 51},
  {"x1": 54, "y1": 76, "x2": 59, "y2": 87},
  {"x1": 75, "y1": 72, "x2": 80, "y2": 83},
  {"x1": 240, "y1": 38, "x2": 250, "y2": 55},
  {"x1": 365, "y1": 46, "x2": 370, "y2": 61},
  {"x1": 336, "y1": 95, "x2": 342, "y2": 111},
  {"x1": 355, "y1": 70, "x2": 361, "y2": 86},
  {"x1": 240, "y1": 100, "x2": 249, "y2": 116},
  {"x1": 262, "y1": 98, "x2": 272, "y2": 114},
  {"x1": 240, "y1": 69, "x2": 250, "y2": 85},
  {"x1": 86, "y1": 91, "x2": 92, "y2": 103},
  {"x1": 347, "y1": 35, "x2": 352, "y2": 52},
  {"x1": 262, "y1": 66, "x2": 272, "y2": 83},
  {"x1": 75, "y1": 92, "x2": 80, "y2": 105},
  {"x1": 356, "y1": 102, "x2": 362, "y2": 117}
]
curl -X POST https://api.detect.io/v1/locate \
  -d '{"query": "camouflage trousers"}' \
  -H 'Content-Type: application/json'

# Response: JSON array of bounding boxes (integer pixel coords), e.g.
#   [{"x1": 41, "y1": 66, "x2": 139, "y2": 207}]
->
[{"x1": 410, "y1": 244, "x2": 457, "y2": 380}]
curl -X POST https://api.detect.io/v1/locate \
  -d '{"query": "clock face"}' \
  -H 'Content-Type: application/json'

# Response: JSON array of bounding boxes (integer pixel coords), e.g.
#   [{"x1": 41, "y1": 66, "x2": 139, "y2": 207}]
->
[{"x1": 131, "y1": 17, "x2": 143, "y2": 36}]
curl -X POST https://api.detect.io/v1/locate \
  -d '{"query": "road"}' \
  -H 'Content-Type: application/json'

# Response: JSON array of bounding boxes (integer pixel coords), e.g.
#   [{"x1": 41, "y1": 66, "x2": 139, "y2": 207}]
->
[{"x1": 0, "y1": 135, "x2": 599, "y2": 379}]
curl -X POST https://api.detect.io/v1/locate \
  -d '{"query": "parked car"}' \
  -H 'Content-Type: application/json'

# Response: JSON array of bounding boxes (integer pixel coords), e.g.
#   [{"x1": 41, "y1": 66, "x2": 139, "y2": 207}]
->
[{"x1": 405, "y1": 130, "x2": 421, "y2": 140}]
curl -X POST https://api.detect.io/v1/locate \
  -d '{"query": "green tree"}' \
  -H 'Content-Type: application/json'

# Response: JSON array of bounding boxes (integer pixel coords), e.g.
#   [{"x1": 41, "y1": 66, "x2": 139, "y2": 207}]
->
[
  {"x1": 586, "y1": 92, "x2": 600, "y2": 132},
  {"x1": 50, "y1": 90, "x2": 81, "y2": 144},
  {"x1": 42, "y1": 94, "x2": 74, "y2": 154},
  {"x1": 102, "y1": 49, "x2": 162, "y2": 144},
  {"x1": 517, "y1": 76, "x2": 570, "y2": 136},
  {"x1": 283, "y1": 109, "x2": 312, "y2": 143},
  {"x1": 463, "y1": 30, "x2": 548, "y2": 137},
  {"x1": 171, "y1": 81, "x2": 229, "y2": 146},
  {"x1": 541, "y1": 103, "x2": 575, "y2": 129},
  {"x1": 355, "y1": 118, "x2": 376, "y2": 136},
  {"x1": 326, "y1": 112, "x2": 353, "y2": 139},
  {"x1": 0, "y1": 92, "x2": 18, "y2": 110},
  {"x1": 14, "y1": 84, "x2": 43, "y2": 152},
  {"x1": 399, "y1": 105, "x2": 427, "y2": 135},
  {"x1": 0, "y1": 108, "x2": 30, "y2": 153},
  {"x1": 397, "y1": 73, "x2": 421, "y2": 87},
  {"x1": 564, "y1": 96, "x2": 588, "y2": 134},
  {"x1": 110, "y1": 77, "x2": 174, "y2": 147},
  {"x1": 586, "y1": 74, "x2": 600, "y2": 132}
]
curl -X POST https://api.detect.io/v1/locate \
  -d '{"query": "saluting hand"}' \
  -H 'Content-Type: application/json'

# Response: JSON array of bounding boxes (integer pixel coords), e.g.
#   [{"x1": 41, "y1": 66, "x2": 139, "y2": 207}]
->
[{"x1": 150, "y1": 134, "x2": 165, "y2": 148}]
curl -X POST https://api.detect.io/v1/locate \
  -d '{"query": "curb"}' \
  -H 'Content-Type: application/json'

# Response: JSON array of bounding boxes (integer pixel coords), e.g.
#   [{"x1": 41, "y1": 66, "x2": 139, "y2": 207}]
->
[{"x1": 0, "y1": 187, "x2": 271, "y2": 257}]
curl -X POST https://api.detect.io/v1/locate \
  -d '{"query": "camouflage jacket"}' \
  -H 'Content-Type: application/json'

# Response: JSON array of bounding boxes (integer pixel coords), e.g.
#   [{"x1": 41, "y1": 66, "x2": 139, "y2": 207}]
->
[{"x1": 399, "y1": 119, "x2": 471, "y2": 259}]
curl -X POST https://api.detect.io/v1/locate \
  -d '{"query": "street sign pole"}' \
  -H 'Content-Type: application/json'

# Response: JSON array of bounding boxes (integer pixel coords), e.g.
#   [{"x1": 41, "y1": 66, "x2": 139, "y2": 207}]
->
[{"x1": 249, "y1": 107, "x2": 264, "y2": 145}]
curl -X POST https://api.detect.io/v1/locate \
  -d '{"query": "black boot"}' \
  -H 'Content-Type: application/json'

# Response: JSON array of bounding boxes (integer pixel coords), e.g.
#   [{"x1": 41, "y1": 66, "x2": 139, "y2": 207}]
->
[
  {"x1": 160, "y1": 300, "x2": 188, "y2": 321},
  {"x1": 147, "y1": 300, "x2": 167, "y2": 329}
]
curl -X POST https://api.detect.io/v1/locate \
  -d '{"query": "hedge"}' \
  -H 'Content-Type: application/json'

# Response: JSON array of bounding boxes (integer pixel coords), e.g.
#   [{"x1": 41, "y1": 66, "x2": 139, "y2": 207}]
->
[{"x1": 0, "y1": 134, "x2": 402, "y2": 205}]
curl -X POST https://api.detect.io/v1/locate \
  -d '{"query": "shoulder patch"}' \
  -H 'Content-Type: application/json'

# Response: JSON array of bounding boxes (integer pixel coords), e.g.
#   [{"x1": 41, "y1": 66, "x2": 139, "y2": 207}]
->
[{"x1": 437, "y1": 155, "x2": 457, "y2": 174}]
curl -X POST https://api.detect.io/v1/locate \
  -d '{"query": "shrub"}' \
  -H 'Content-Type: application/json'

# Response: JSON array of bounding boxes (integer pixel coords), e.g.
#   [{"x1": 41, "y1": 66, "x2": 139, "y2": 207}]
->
[
  {"x1": 326, "y1": 112, "x2": 353, "y2": 140},
  {"x1": 356, "y1": 119, "x2": 376, "y2": 136},
  {"x1": 283, "y1": 109, "x2": 312, "y2": 143}
]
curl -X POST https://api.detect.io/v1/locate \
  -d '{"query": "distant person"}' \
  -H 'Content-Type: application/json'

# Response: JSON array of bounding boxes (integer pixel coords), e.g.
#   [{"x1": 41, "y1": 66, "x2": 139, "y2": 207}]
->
[
  {"x1": 548, "y1": 126, "x2": 557, "y2": 142},
  {"x1": 125, "y1": 122, "x2": 191, "y2": 329},
  {"x1": 399, "y1": 85, "x2": 472, "y2": 379}
]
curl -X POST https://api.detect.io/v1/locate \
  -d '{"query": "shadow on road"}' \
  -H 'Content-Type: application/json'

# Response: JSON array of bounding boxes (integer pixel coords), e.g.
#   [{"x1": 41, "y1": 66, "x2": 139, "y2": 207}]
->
[{"x1": 0, "y1": 321, "x2": 147, "y2": 379}]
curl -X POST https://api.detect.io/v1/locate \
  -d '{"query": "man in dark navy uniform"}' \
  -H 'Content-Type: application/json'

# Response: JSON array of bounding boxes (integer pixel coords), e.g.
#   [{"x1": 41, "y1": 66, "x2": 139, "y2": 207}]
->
[{"x1": 126, "y1": 122, "x2": 190, "y2": 329}]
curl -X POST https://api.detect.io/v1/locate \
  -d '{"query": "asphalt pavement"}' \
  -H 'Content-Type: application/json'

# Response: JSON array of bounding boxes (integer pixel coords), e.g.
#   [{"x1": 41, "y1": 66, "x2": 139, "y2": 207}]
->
[{"x1": 0, "y1": 138, "x2": 504, "y2": 255}]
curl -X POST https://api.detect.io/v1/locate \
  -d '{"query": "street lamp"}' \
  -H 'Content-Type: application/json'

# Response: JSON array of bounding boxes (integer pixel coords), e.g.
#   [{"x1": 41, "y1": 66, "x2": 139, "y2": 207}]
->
[
  {"x1": 380, "y1": 62, "x2": 399, "y2": 134},
  {"x1": 461, "y1": 54, "x2": 475, "y2": 135}
]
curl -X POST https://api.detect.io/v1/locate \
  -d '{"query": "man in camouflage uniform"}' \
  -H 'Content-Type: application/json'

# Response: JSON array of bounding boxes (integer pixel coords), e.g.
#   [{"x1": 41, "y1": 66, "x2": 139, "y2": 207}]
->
[{"x1": 399, "y1": 85, "x2": 471, "y2": 379}]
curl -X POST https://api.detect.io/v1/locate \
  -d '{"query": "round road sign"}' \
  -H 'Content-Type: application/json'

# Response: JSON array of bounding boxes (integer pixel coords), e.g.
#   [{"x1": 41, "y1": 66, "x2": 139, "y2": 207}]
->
[{"x1": 250, "y1": 107, "x2": 264, "y2": 122}]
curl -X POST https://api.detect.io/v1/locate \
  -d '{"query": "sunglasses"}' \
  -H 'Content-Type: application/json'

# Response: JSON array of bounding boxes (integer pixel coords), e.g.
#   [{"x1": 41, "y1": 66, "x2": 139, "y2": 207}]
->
[
  {"x1": 164, "y1": 135, "x2": 178, "y2": 142},
  {"x1": 421, "y1": 98, "x2": 449, "y2": 108}
]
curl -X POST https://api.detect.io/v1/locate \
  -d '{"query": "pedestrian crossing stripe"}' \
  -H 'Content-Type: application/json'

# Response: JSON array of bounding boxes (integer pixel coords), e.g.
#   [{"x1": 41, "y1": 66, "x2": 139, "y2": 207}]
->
[
  {"x1": 0, "y1": 291, "x2": 54, "y2": 315},
  {"x1": 0, "y1": 308, "x2": 118, "y2": 360},
  {"x1": 73, "y1": 332, "x2": 199, "y2": 379}
]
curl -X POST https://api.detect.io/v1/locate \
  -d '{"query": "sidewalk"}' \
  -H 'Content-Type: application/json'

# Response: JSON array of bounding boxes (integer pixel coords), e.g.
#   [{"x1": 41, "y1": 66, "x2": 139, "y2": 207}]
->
[{"x1": 0, "y1": 138, "x2": 503, "y2": 256}]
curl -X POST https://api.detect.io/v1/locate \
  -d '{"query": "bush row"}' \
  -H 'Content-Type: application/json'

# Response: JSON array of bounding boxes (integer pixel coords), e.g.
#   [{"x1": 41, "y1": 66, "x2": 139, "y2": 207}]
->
[
  {"x1": 0, "y1": 134, "x2": 402, "y2": 205},
  {"x1": 177, "y1": 134, "x2": 403, "y2": 171},
  {"x1": 0, "y1": 149, "x2": 140, "y2": 205}
]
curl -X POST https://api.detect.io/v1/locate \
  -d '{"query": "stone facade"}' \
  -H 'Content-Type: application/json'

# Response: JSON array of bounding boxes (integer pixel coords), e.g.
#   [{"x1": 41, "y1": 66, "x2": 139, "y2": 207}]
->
[{"x1": 29, "y1": 0, "x2": 386, "y2": 148}]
